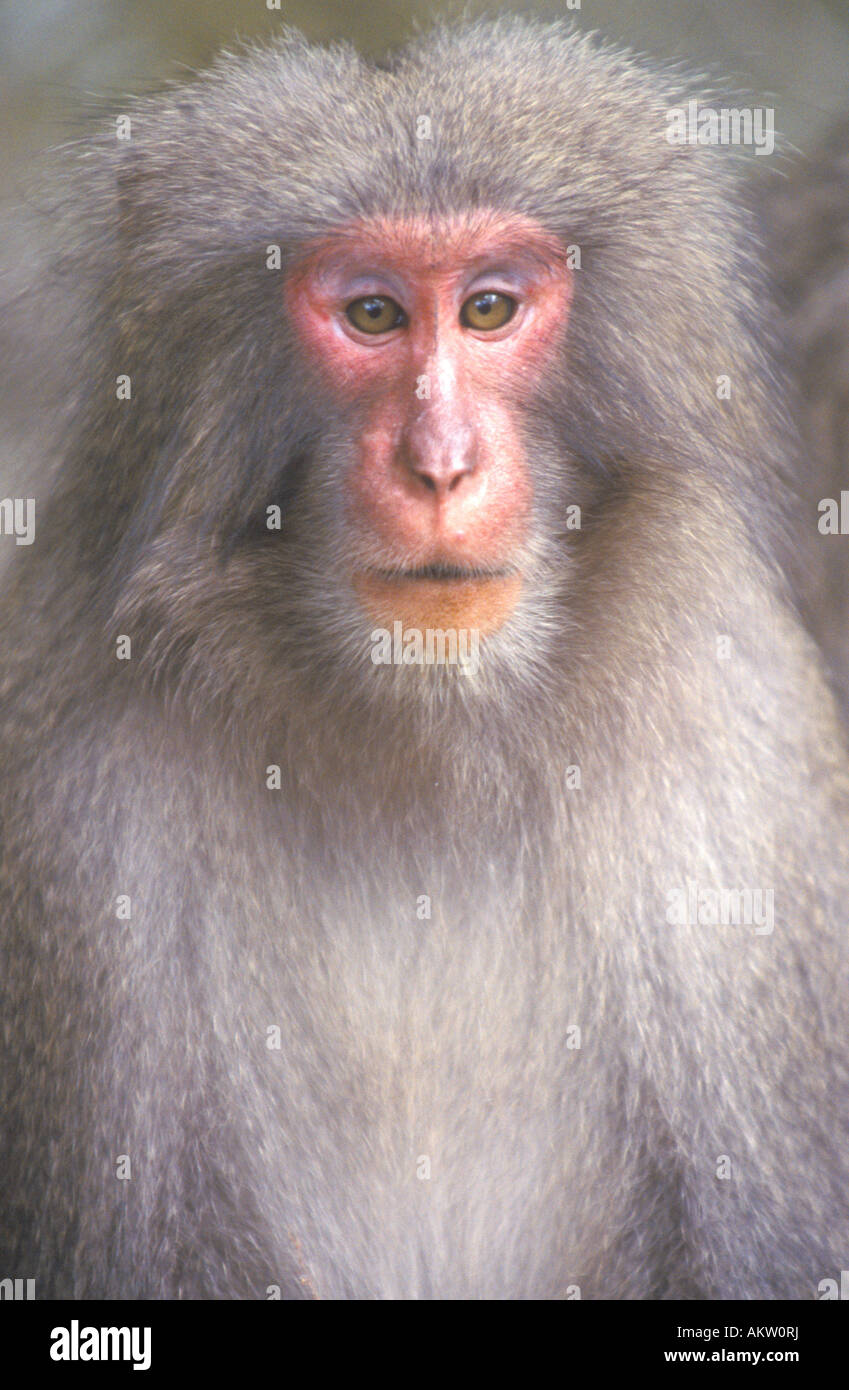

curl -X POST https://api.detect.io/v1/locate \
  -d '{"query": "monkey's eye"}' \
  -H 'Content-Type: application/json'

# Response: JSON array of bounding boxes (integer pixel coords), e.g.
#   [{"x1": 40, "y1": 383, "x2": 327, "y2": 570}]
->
[
  {"x1": 345, "y1": 295, "x2": 407, "y2": 335},
  {"x1": 460, "y1": 291, "x2": 517, "y2": 331}
]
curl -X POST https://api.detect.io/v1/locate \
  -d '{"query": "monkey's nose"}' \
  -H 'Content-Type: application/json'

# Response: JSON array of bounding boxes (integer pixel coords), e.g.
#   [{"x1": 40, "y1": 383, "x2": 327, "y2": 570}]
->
[
  {"x1": 408, "y1": 454, "x2": 475, "y2": 495},
  {"x1": 404, "y1": 424, "x2": 477, "y2": 496}
]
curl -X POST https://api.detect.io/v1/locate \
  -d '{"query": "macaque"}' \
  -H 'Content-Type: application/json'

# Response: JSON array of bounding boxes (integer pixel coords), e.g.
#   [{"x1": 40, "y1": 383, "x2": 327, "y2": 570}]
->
[{"x1": 0, "y1": 18, "x2": 847, "y2": 1300}]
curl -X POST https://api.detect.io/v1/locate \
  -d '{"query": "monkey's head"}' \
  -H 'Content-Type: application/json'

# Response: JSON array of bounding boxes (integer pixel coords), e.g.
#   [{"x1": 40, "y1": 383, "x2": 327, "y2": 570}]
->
[{"x1": 53, "y1": 19, "x2": 782, "y2": 730}]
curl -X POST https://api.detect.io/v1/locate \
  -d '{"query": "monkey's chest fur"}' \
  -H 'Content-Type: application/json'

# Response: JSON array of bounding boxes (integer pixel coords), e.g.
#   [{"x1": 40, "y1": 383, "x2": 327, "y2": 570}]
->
[
  {"x1": 204, "y1": 822, "x2": 615, "y2": 1293},
  {"x1": 81, "y1": 714, "x2": 661, "y2": 1300},
  {"x1": 6, "y1": 684, "x2": 842, "y2": 1300}
]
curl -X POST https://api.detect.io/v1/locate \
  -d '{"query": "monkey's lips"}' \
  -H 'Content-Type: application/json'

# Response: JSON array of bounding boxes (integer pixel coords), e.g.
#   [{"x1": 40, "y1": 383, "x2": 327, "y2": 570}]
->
[{"x1": 354, "y1": 565, "x2": 522, "y2": 634}]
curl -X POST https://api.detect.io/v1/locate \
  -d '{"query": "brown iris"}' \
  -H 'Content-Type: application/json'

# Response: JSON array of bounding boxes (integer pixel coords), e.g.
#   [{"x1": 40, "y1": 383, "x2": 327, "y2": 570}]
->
[
  {"x1": 345, "y1": 295, "x2": 406, "y2": 334},
  {"x1": 460, "y1": 291, "x2": 517, "y2": 330}
]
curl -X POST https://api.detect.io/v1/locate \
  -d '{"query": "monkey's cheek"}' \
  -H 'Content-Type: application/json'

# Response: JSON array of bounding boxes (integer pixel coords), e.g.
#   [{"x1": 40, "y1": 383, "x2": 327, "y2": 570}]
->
[{"x1": 352, "y1": 572, "x2": 523, "y2": 636}]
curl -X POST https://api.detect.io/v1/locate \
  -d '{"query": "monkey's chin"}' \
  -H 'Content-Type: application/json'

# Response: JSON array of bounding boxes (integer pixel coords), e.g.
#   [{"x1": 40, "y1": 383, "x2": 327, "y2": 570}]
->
[{"x1": 353, "y1": 570, "x2": 522, "y2": 636}]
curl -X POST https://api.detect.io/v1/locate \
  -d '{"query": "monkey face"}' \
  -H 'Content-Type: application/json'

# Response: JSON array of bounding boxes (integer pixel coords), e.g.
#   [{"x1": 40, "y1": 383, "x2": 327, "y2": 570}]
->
[{"x1": 284, "y1": 209, "x2": 573, "y2": 639}]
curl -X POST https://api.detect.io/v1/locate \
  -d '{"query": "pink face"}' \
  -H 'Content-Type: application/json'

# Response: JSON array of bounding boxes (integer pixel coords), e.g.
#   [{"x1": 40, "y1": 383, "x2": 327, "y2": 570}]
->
[{"x1": 285, "y1": 210, "x2": 573, "y2": 633}]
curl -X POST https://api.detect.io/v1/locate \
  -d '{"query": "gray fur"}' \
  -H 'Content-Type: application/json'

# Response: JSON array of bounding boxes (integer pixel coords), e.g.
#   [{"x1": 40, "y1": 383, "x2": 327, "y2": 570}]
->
[{"x1": 0, "y1": 17, "x2": 847, "y2": 1298}]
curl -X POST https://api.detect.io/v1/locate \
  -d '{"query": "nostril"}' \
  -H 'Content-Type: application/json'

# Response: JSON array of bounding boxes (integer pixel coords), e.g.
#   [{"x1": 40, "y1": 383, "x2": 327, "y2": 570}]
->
[
  {"x1": 413, "y1": 464, "x2": 470, "y2": 494},
  {"x1": 405, "y1": 446, "x2": 476, "y2": 495}
]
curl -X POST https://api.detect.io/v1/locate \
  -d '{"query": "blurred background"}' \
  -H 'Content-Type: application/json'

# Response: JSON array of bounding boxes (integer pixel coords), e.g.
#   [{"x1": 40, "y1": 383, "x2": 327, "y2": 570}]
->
[{"x1": 1, "y1": 0, "x2": 848, "y2": 501}]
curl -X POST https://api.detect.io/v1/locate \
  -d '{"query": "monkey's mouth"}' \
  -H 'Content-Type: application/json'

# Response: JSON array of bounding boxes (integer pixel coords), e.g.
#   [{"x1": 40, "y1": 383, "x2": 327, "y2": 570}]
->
[
  {"x1": 376, "y1": 563, "x2": 515, "y2": 582},
  {"x1": 353, "y1": 565, "x2": 522, "y2": 634}
]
